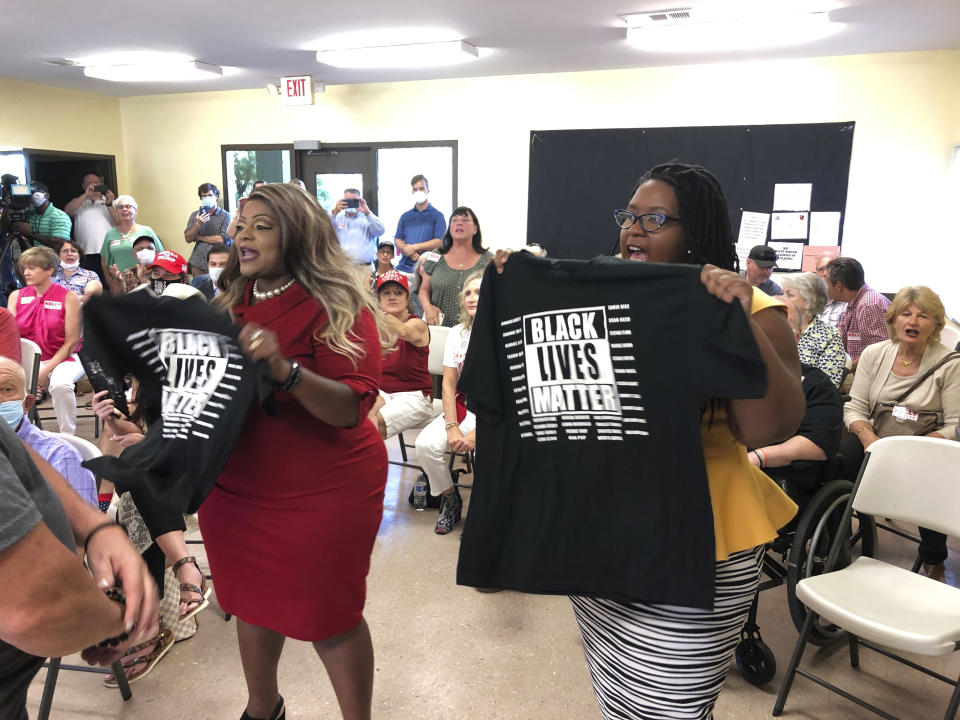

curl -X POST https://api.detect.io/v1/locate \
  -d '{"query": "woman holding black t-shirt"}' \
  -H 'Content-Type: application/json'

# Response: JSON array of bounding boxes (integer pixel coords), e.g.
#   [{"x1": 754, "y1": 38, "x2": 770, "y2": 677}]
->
[{"x1": 500, "y1": 162, "x2": 804, "y2": 719}]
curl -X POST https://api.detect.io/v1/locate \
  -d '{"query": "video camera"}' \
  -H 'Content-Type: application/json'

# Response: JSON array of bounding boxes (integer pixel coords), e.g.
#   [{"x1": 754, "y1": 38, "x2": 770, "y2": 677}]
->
[{"x1": 1, "y1": 174, "x2": 34, "y2": 225}]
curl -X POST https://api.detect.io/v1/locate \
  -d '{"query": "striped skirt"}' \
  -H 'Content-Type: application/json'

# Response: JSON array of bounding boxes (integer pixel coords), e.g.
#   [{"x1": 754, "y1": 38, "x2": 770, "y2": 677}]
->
[{"x1": 570, "y1": 545, "x2": 764, "y2": 720}]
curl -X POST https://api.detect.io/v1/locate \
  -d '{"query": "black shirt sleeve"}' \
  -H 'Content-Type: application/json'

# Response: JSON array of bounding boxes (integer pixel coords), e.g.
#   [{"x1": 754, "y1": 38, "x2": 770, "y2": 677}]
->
[{"x1": 795, "y1": 366, "x2": 843, "y2": 458}]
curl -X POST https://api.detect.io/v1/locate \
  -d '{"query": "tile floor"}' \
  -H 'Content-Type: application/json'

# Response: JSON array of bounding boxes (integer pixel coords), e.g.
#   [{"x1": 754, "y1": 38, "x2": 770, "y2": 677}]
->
[{"x1": 25, "y1": 402, "x2": 960, "y2": 719}]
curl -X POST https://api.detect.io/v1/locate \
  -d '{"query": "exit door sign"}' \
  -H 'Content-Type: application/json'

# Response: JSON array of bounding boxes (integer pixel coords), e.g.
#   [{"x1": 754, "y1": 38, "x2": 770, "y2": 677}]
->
[{"x1": 281, "y1": 76, "x2": 314, "y2": 106}]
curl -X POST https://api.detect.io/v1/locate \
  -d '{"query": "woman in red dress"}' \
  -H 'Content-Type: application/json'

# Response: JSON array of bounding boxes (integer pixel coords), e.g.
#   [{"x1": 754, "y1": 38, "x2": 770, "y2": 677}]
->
[{"x1": 199, "y1": 183, "x2": 388, "y2": 720}]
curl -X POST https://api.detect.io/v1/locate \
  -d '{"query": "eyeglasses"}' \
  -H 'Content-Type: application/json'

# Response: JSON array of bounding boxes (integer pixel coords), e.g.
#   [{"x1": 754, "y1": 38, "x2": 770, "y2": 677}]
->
[
  {"x1": 613, "y1": 210, "x2": 681, "y2": 232},
  {"x1": 115, "y1": 204, "x2": 135, "y2": 211}
]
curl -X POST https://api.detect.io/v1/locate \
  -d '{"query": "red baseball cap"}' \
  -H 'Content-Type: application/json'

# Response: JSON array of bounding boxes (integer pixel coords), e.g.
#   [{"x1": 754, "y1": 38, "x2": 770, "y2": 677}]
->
[
  {"x1": 376, "y1": 269, "x2": 409, "y2": 292},
  {"x1": 149, "y1": 250, "x2": 188, "y2": 275}
]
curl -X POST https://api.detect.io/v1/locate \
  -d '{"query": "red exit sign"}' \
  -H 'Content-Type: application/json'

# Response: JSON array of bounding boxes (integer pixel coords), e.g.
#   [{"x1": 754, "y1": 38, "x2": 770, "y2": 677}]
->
[{"x1": 281, "y1": 75, "x2": 314, "y2": 106}]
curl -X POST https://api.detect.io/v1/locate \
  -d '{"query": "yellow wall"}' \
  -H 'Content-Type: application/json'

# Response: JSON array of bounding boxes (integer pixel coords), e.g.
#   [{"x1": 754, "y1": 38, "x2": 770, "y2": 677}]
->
[
  {"x1": 4, "y1": 50, "x2": 960, "y2": 309},
  {"x1": 0, "y1": 77, "x2": 125, "y2": 181}
]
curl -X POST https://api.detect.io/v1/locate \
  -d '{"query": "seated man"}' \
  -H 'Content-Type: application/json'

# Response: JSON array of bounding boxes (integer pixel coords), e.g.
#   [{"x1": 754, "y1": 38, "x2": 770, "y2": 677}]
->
[
  {"x1": 0, "y1": 356, "x2": 97, "y2": 507},
  {"x1": 367, "y1": 271, "x2": 436, "y2": 439},
  {"x1": 748, "y1": 364, "x2": 843, "y2": 509},
  {"x1": 826, "y1": 256, "x2": 890, "y2": 372},
  {"x1": 742, "y1": 245, "x2": 782, "y2": 296},
  {"x1": 0, "y1": 417, "x2": 156, "y2": 716},
  {"x1": 144, "y1": 250, "x2": 189, "y2": 296}
]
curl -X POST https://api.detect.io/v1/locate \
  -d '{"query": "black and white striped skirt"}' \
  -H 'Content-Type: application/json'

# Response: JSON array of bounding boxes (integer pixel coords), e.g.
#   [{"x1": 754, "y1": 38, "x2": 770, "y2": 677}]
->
[{"x1": 570, "y1": 545, "x2": 764, "y2": 720}]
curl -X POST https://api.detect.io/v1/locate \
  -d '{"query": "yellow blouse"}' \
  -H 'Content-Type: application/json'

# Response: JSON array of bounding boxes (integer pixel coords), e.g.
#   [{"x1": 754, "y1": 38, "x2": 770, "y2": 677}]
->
[{"x1": 703, "y1": 289, "x2": 798, "y2": 560}]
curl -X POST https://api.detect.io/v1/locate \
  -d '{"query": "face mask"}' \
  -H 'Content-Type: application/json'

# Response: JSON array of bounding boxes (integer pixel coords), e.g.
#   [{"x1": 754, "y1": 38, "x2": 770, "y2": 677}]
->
[
  {"x1": 31, "y1": 192, "x2": 47, "y2": 207},
  {"x1": 412, "y1": 190, "x2": 427, "y2": 204},
  {"x1": 200, "y1": 196, "x2": 217, "y2": 209},
  {"x1": 207, "y1": 267, "x2": 224, "y2": 283},
  {"x1": 150, "y1": 278, "x2": 177, "y2": 295},
  {"x1": 60, "y1": 260, "x2": 80, "y2": 271},
  {"x1": 0, "y1": 399, "x2": 24, "y2": 429},
  {"x1": 136, "y1": 248, "x2": 156, "y2": 265}
]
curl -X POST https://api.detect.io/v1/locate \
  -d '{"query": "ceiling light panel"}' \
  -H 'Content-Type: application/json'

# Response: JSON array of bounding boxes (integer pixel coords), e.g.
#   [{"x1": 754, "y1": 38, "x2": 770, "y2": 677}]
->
[{"x1": 316, "y1": 40, "x2": 478, "y2": 69}]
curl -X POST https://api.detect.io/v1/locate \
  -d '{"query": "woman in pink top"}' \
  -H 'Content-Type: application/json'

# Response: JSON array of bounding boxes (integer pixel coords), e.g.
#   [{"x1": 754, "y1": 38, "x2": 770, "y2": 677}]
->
[{"x1": 8, "y1": 246, "x2": 83, "y2": 434}]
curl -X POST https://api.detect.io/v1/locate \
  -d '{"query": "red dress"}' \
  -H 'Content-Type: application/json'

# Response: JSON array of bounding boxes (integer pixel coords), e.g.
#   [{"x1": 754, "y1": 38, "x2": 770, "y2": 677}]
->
[{"x1": 198, "y1": 281, "x2": 387, "y2": 641}]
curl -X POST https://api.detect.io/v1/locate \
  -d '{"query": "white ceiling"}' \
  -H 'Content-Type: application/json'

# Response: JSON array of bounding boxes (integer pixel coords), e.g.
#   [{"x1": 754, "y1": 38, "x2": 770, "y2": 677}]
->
[{"x1": 3, "y1": 0, "x2": 959, "y2": 97}]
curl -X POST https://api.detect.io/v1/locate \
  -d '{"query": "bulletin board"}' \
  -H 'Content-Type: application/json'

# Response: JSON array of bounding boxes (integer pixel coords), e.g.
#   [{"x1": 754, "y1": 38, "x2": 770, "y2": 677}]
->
[{"x1": 526, "y1": 122, "x2": 855, "y2": 269}]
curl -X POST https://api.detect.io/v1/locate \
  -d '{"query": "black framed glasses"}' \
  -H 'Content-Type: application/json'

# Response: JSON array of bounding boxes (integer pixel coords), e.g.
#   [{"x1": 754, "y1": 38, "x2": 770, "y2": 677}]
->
[{"x1": 613, "y1": 210, "x2": 681, "y2": 232}]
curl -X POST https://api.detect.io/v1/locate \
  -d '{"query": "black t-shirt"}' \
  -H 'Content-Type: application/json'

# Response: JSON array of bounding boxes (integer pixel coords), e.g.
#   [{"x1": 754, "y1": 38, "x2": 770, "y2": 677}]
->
[
  {"x1": 456, "y1": 254, "x2": 767, "y2": 608},
  {"x1": 80, "y1": 292, "x2": 273, "y2": 524}
]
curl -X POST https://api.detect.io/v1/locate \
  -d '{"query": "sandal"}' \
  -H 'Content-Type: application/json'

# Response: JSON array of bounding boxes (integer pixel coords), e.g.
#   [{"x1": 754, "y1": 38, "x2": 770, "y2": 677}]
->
[
  {"x1": 172, "y1": 555, "x2": 211, "y2": 622},
  {"x1": 240, "y1": 696, "x2": 285, "y2": 720},
  {"x1": 103, "y1": 628, "x2": 174, "y2": 687}
]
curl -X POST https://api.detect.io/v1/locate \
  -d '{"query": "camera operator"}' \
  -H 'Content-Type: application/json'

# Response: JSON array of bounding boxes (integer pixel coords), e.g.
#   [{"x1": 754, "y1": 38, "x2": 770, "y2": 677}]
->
[
  {"x1": 0, "y1": 176, "x2": 31, "y2": 307},
  {"x1": 63, "y1": 172, "x2": 118, "y2": 282},
  {"x1": 331, "y1": 188, "x2": 385, "y2": 267},
  {"x1": 11, "y1": 181, "x2": 72, "y2": 252}
]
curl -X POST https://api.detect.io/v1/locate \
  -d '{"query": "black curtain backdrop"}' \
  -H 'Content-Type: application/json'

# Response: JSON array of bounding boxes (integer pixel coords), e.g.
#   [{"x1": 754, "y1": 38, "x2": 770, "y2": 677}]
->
[{"x1": 526, "y1": 122, "x2": 855, "y2": 261}]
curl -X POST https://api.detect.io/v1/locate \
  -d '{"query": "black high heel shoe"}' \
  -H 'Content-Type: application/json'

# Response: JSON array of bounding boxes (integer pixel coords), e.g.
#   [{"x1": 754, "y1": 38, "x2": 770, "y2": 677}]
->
[{"x1": 240, "y1": 696, "x2": 285, "y2": 720}]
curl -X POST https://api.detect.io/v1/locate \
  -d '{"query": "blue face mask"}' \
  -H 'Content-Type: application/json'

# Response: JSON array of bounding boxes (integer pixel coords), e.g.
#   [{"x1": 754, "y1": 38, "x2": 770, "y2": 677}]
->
[{"x1": 0, "y1": 399, "x2": 24, "y2": 429}]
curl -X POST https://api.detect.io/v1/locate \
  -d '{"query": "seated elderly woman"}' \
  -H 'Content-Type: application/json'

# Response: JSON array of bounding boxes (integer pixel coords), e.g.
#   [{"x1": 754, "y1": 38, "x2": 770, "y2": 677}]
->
[
  {"x1": 53, "y1": 239, "x2": 103, "y2": 304},
  {"x1": 748, "y1": 365, "x2": 843, "y2": 510},
  {"x1": 367, "y1": 270, "x2": 435, "y2": 439},
  {"x1": 7, "y1": 247, "x2": 83, "y2": 434},
  {"x1": 843, "y1": 285, "x2": 960, "y2": 581},
  {"x1": 780, "y1": 272, "x2": 846, "y2": 387},
  {"x1": 415, "y1": 271, "x2": 482, "y2": 535}
]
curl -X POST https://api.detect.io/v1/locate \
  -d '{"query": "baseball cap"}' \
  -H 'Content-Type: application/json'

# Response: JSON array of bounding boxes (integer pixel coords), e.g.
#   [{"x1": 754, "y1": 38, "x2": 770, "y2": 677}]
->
[
  {"x1": 148, "y1": 250, "x2": 188, "y2": 275},
  {"x1": 748, "y1": 245, "x2": 778, "y2": 268},
  {"x1": 377, "y1": 240, "x2": 395, "y2": 251},
  {"x1": 376, "y1": 269, "x2": 409, "y2": 292}
]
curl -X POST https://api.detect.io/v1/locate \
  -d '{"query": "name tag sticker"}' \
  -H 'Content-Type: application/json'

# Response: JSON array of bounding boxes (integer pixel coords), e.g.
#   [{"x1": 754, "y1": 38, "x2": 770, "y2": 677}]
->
[
  {"x1": 847, "y1": 333, "x2": 861, "y2": 342},
  {"x1": 43, "y1": 300, "x2": 63, "y2": 311},
  {"x1": 892, "y1": 405, "x2": 919, "y2": 422},
  {"x1": 21, "y1": 295, "x2": 34, "y2": 304},
  {"x1": 421, "y1": 251, "x2": 441, "y2": 264}
]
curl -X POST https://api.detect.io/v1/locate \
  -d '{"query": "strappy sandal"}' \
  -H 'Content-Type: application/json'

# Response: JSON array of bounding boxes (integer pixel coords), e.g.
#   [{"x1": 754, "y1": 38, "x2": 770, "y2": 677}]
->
[
  {"x1": 172, "y1": 555, "x2": 211, "y2": 622},
  {"x1": 103, "y1": 628, "x2": 174, "y2": 687}
]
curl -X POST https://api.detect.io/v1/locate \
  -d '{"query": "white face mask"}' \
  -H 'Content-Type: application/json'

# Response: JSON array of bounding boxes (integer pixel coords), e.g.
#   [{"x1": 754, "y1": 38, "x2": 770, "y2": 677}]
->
[
  {"x1": 412, "y1": 190, "x2": 427, "y2": 204},
  {"x1": 136, "y1": 248, "x2": 156, "y2": 265},
  {"x1": 60, "y1": 260, "x2": 80, "y2": 271},
  {"x1": 207, "y1": 267, "x2": 224, "y2": 282},
  {"x1": 200, "y1": 196, "x2": 217, "y2": 209},
  {"x1": 31, "y1": 192, "x2": 47, "y2": 207}
]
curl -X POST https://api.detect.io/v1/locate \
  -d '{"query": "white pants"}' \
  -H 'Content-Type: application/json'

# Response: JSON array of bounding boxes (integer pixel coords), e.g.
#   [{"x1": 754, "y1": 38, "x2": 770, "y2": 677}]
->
[
  {"x1": 41, "y1": 355, "x2": 84, "y2": 435},
  {"x1": 415, "y1": 411, "x2": 475, "y2": 496},
  {"x1": 378, "y1": 390, "x2": 437, "y2": 439}
]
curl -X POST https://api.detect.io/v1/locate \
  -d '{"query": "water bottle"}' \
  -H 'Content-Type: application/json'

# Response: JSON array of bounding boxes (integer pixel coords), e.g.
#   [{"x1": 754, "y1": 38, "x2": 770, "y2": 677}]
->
[{"x1": 413, "y1": 474, "x2": 428, "y2": 511}]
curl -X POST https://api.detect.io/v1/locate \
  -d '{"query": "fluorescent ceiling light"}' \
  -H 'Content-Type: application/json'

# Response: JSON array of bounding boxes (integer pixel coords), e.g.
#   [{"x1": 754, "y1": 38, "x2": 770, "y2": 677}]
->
[
  {"x1": 75, "y1": 51, "x2": 222, "y2": 82},
  {"x1": 316, "y1": 40, "x2": 478, "y2": 69},
  {"x1": 624, "y1": 11, "x2": 837, "y2": 53}
]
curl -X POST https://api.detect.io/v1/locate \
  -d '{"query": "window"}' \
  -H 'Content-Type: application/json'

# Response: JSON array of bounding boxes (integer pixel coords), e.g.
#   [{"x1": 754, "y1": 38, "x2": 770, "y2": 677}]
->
[{"x1": 222, "y1": 146, "x2": 292, "y2": 213}]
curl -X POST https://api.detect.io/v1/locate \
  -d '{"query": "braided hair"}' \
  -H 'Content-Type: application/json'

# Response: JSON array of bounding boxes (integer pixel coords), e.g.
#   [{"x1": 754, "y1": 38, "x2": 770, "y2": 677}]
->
[{"x1": 634, "y1": 162, "x2": 738, "y2": 272}]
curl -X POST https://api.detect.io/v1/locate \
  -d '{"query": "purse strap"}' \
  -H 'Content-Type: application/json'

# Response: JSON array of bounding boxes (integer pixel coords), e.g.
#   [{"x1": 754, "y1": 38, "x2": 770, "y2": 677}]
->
[{"x1": 892, "y1": 351, "x2": 960, "y2": 404}]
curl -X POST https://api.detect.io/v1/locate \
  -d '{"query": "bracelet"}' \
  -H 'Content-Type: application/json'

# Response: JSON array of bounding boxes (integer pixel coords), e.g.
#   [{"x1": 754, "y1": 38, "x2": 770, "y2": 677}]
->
[
  {"x1": 97, "y1": 587, "x2": 130, "y2": 648},
  {"x1": 83, "y1": 521, "x2": 121, "y2": 557},
  {"x1": 854, "y1": 426, "x2": 874, "y2": 437},
  {"x1": 445, "y1": 421, "x2": 458, "y2": 429},
  {"x1": 752, "y1": 450, "x2": 765, "y2": 468},
  {"x1": 278, "y1": 360, "x2": 303, "y2": 392}
]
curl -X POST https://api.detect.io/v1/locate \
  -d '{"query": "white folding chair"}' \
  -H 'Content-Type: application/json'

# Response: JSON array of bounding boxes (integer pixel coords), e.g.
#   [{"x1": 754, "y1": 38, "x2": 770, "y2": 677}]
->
[
  {"x1": 37, "y1": 433, "x2": 132, "y2": 720},
  {"x1": 774, "y1": 436, "x2": 960, "y2": 720},
  {"x1": 394, "y1": 324, "x2": 449, "y2": 468},
  {"x1": 940, "y1": 324, "x2": 960, "y2": 352},
  {"x1": 20, "y1": 338, "x2": 41, "y2": 424}
]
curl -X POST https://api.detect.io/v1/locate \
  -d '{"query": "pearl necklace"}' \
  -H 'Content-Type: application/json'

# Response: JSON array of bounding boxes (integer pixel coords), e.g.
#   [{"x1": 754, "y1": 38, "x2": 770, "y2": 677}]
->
[{"x1": 252, "y1": 278, "x2": 295, "y2": 301}]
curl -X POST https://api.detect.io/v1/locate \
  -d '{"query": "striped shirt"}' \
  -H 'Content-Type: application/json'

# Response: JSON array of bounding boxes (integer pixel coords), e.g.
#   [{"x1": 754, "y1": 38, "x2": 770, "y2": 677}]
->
[
  {"x1": 27, "y1": 204, "x2": 72, "y2": 243},
  {"x1": 15, "y1": 417, "x2": 97, "y2": 507},
  {"x1": 837, "y1": 284, "x2": 890, "y2": 361}
]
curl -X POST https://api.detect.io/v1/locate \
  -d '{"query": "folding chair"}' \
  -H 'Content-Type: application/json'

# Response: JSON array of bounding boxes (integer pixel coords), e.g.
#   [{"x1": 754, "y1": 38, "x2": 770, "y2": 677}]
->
[
  {"x1": 37, "y1": 433, "x2": 132, "y2": 720},
  {"x1": 19, "y1": 338, "x2": 41, "y2": 425},
  {"x1": 773, "y1": 436, "x2": 960, "y2": 720},
  {"x1": 393, "y1": 324, "x2": 450, "y2": 469},
  {"x1": 940, "y1": 324, "x2": 960, "y2": 352}
]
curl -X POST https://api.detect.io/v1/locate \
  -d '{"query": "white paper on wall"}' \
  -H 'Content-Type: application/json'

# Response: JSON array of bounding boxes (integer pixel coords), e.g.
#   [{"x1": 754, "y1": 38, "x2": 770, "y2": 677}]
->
[
  {"x1": 736, "y1": 211, "x2": 770, "y2": 247},
  {"x1": 773, "y1": 183, "x2": 812, "y2": 211},
  {"x1": 771, "y1": 212, "x2": 808, "y2": 240},
  {"x1": 809, "y1": 211, "x2": 842, "y2": 245},
  {"x1": 769, "y1": 241, "x2": 804, "y2": 271}
]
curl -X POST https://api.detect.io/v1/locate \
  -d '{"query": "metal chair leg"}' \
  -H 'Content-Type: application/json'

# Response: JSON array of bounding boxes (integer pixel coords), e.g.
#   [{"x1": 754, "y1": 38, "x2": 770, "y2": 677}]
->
[
  {"x1": 37, "y1": 657, "x2": 61, "y2": 720},
  {"x1": 112, "y1": 658, "x2": 132, "y2": 700},
  {"x1": 848, "y1": 634, "x2": 860, "y2": 668},
  {"x1": 773, "y1": 608, "x2": 817, "y2": 716},
  {"x1": 944, "y1": 670, "x2": 960, "y2": 720},
  {"x1": 398, "y1": 431, "x2": 408, "y2": 462}
]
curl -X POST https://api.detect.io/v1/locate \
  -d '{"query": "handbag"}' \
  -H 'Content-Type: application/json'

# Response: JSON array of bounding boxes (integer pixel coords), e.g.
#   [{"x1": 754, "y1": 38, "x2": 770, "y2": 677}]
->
[{"x1": 870, "y1": 351, "x2": 960, "y2": 437}]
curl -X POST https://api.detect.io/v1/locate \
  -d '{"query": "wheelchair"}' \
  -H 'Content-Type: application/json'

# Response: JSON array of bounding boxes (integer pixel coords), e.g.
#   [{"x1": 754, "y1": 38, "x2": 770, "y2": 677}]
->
[{"x1": 734, "y1": 455, "x2": 877, "y2": 686}]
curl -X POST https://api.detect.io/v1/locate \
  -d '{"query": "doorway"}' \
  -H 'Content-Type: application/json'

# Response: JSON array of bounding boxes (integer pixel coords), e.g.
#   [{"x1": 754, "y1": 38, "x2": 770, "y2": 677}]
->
[{"x1": 24, "y1": 149, "x2": 118, "y2": 212}]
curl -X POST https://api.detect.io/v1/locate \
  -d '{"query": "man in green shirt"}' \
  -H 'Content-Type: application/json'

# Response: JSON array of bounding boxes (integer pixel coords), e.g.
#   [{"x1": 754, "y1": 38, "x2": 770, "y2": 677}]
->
[{"x1": 10, "y1": 181, "x2": 72, "y2": 251}]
